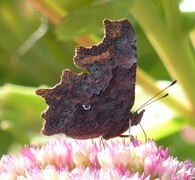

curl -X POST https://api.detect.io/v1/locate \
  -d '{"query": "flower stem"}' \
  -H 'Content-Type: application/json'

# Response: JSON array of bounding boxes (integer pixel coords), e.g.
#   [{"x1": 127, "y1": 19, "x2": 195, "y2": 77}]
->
[
  {"x1": 28, "y1": 0, "x2": 66, "y2": 24},
  {"x1": 137, "y1": 67, "x2": 194, "y2": 125},
  {"x1": 130, "y1": 0, "x2": 195, "y2": 113}
]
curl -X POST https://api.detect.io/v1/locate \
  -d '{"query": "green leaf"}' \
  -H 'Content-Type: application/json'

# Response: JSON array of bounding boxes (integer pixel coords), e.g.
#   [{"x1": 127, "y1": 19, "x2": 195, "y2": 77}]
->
[
  {"x1": 56, "y1": 0, "x2": 133, "y2": 40},
  {"x1": 0, "y1": 84, "x2": 46, "y2": 144}
]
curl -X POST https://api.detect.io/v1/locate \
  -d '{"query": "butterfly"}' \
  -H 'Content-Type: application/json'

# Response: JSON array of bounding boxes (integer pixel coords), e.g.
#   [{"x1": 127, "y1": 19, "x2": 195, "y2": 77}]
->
[{"x1": 36, "y1": 19, "x2": 144, "y2": 140}]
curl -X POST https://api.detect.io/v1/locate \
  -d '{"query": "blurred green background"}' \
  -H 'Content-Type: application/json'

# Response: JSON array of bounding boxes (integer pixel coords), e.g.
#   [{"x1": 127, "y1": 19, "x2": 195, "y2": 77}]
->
[{"x1": 1, "y1": 0, "x2": 195, "y2": 161}]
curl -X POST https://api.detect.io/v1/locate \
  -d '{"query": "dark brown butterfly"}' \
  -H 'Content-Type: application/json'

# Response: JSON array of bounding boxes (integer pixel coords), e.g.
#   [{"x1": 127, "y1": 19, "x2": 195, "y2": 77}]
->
[{"x1": 36, "y1": 19, "x2": 144, "y2": 140}]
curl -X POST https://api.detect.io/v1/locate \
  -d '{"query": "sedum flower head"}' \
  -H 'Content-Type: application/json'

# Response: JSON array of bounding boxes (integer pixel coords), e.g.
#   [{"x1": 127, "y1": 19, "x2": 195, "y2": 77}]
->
[{"x1": 0, "y1": 138, "x2": 195, "y2": 179}]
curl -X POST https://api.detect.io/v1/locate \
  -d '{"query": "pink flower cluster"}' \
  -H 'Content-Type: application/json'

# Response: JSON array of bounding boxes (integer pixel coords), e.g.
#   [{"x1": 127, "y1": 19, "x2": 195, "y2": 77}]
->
[{"x1": 0, "y1": 138, "x2": 194, "y2": 179}]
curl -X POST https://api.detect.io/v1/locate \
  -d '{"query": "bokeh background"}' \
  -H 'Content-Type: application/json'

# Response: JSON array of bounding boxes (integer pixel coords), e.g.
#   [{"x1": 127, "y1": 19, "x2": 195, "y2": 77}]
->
[{"x1": 1, "y1": 0, "x2": 195, "y2": 160}]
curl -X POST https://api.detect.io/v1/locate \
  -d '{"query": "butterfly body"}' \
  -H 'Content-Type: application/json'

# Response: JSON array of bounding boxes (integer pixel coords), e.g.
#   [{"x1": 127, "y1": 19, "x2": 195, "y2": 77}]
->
[{"x1": 36, "y1": 19, "x2": 143, "y2": 139}]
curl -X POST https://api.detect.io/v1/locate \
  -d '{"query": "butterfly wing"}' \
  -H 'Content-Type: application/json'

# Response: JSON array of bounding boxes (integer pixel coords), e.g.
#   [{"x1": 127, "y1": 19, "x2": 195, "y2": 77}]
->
[{"x1": 36, "y1": 19, "x2": 137, "y2": 139}]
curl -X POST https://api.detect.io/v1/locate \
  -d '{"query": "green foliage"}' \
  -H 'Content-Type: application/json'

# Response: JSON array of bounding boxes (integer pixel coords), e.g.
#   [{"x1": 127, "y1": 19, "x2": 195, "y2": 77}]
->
[
  {"x1": 56, "y1": 0, "x2": 132, "y2": 40},
  {"x1": 0, "y1": 0, "x2": 195, "y2": 160}
]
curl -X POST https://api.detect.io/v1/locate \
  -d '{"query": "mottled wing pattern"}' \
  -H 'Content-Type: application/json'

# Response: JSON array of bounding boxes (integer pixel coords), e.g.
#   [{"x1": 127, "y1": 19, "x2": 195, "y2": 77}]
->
[{"x1": 36, "y1": 19, "x2": 138, "y2": 139}]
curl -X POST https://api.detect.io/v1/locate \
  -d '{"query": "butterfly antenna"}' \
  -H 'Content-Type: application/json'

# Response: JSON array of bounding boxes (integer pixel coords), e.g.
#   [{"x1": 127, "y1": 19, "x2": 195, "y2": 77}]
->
[
  {"x1": 137, "y1": 80, "x2": 177, "y2": 112},
  {"x1": 136, "y1": 80, "x2": 176, "y2": 142},
  {"x1": 139, "y1": 93, "x2": 169, "y2": 110}
]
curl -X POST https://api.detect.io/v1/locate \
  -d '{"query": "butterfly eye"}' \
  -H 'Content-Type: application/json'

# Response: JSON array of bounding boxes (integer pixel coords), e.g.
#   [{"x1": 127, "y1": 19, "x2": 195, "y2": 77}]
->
[{"x1": 82, "y1": 104, "x2": 91, "y2": 110}]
